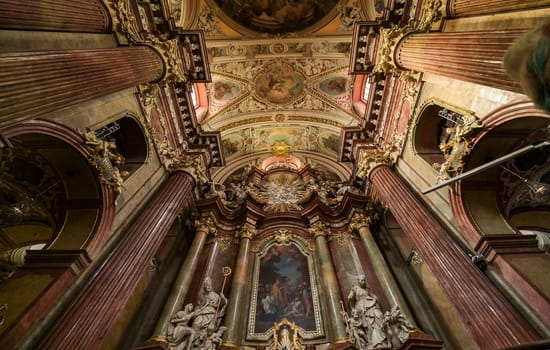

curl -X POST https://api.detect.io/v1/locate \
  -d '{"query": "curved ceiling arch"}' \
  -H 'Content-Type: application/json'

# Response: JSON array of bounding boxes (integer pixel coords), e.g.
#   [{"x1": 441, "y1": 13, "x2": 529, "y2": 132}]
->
[
  {"x1": 204, "y1": 0, "x2": 343, "y2": 36},
  {"x1": 212, "y1": 150, "x2": 353, "y2": 184}
]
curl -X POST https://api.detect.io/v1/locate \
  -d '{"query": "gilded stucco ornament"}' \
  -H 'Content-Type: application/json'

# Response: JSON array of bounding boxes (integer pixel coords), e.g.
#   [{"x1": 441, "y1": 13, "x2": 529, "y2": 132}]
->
[
  {"x1": 373, "y1": 26, "x2": 421, "y2": 83},
  {"x1": 82, "y1": 129, "x2": 128, "y2": 197},
  {"x1": 416, "y1": 0, "x2": 447, "y2": 32},
  {"x1": 275, "y1": 229, "x2": 293, "y2": 244},
  {"x1": 329, "y1": 232, "x2": 355, "y2": 246},
  {"x1": 168, "y1": 0, "x2": 182, "y2": 23},
  {"x1": 195, "y1": 217, "x2": 217, "y2": 237},
  {"x1": 268, "y1": 318, "x2": 304, "y2": 350},
  {"x1": 106, "y1": 0, "x2": 143, "y2": 44},
  {"x1": 154, "y1": 38, "x2": 188, "y2": 83},
  {"x1": 308, "y1": 221, "x2": 331, "y2": 238},
  {"x1": 238, "y1": 223, "x2": 258, "y2": 240},
  {"x1": 356, "y1": 144, "x2": 398, "y2": 180},
  {"x1": 167, "y1": 153, "x2": 210, "y2": 186},
  {"x1": 248, "y1": 173, "x2": 312, "y2": 212},
  {"x1": 349, "y1": 212, "x2": 374, "y2": 232},
  {"x1": 197, "y1": 5, "x2": 224, "y2": 36},
  {"x1": 373, "y1": 26, "x2": 410, "y2": 74},
  {"x1": 432, "y1": 114, "x2": 482, "y2": 182}
]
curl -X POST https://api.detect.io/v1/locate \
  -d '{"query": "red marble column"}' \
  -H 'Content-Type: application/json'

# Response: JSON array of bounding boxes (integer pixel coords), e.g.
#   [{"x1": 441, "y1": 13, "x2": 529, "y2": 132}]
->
[
  {"x1": 38, "y1": 171, "x2": 195, "y2": 350},
  {"x1": 0, "y1": 46, "x2": 164, "y2": 127},
  {"x1": 447, "y1": 0, "x2": 550, "y2": 17},
  {"x1": 395, "y1": 30, "x2": 526, "y2": 92},
  {"x1": 369, "y1": 165, "x2": 539, "y2": 350},
  {"x1": 0, "y1": 0, "x2": 110, "y2": 32}
]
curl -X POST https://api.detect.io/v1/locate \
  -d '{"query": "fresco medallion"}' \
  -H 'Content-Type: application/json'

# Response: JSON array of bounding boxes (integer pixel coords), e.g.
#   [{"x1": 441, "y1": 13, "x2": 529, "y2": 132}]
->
[{"x1": 254, "y1": 62, "x2": 305, "y2": 106}]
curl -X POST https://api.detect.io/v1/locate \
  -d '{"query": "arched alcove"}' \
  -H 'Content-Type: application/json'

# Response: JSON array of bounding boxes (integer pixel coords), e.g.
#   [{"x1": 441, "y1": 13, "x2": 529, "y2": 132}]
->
[
  {"x1": 93, "y1": 115, "x2": 149, "y2": 176},
  {"x1": 0, "y1": 119, "x2": 116, "y2": 340},
  {"x1": 458, "y1": 115, "x2": 549, "y2": 238}
]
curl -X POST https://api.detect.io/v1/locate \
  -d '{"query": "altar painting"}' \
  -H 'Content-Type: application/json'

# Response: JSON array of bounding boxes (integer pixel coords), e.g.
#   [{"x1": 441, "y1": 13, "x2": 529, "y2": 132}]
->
[{"x1": 249, "y1": 241, "x2": 322, "y2": 339}]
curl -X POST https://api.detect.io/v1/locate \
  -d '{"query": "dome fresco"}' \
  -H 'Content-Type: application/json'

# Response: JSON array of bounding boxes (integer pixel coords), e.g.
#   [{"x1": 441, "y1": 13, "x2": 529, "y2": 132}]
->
[{"x1": 211, "y1": 0, "x2": 341, "y2": 34}]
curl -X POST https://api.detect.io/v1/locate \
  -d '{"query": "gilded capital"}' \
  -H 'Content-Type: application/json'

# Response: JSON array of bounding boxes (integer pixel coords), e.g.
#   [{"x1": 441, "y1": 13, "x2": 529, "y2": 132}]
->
[
  {"x1": 374, "y1": 26, "x2": 411, "y2": 75},
  {"x1": 195, "y1": 217, "x2": 217, "y2": 237},
  {"x1": 238, "y1": 223, "x2": 257, "y2": 240},
  {"x1": 349, "y1": 212, "x2": 372, "y2": 232},
  {"x1": 165, "y1": 153, "x2": 210, "y2": 186},
  {"x1": 356, "y1": 145, "x2": 397, "y2": 180},
  {"x1": 309, "y1": 221, "x2": 331, "y2": 238}
]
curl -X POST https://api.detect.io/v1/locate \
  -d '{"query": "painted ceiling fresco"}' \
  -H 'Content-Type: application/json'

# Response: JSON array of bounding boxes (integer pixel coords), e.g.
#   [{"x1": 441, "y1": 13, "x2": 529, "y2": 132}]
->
[
  {"x1": 195, "y1": 0, "x2": 363, "y2": 168},
  {"x1": 211, "y1": 0, "x2": 341, "y2": 34}
]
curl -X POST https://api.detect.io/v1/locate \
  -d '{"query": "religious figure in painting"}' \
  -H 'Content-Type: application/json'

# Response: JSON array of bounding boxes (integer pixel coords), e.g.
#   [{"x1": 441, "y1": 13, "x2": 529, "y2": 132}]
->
[
  {"x1": 253, "y1": 243, "x2": 318, "y2": 334},
  {"x1": 254, "y1": 63, "x2": 305, "y2": 105}
]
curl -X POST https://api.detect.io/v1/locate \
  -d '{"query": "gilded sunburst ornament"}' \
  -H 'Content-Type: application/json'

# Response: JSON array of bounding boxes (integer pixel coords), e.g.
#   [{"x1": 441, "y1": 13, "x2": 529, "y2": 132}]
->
[{"x1": 247, "y1": 172, "x2": 312, "y2": 212}]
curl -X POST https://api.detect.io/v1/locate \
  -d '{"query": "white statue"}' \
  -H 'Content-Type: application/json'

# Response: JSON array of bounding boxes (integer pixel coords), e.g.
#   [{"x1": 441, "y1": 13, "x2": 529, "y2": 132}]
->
[{"x1": 166, "y1": 277, "x2": 228, "y2": 350}]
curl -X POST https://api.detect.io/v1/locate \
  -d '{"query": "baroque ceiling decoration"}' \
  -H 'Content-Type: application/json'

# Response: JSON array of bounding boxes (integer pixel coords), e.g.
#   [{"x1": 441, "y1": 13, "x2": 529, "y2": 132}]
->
[{"x1": 189, "y1": 0, "x2": 365, "y2": 176}]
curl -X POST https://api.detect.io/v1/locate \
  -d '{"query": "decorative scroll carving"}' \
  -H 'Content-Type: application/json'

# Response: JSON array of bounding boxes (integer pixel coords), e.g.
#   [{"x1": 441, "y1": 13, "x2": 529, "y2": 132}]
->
[
  {"x1": 341, "y1": 276, "x2": 414, "y2": 349},
  {"x1": 82, "y1": 129, "x2": 128, "y2": 197},
  {"x1": 275, "y1": 229, "x2": 293, "y2": 245},
  {"x1": 268, "y1": 318, "x2": 304, "y2": 350},
  {"x1": 328, "y1": 232, "x2": 355, "y2": 246},
  {"x1": 108, "y1": 0, "x2": 143, "y2": 43},
  {"x1": 338, "y1": 1, "x2": 364, "y2": 31},
  {"x1": 167, "y1": 272, "x2": 230, "y2": 350},
  {"x1": 197, "y1": 5, "x2": 223, "y2": 36},
  {"x1": 416, "y1": 0, "x2": 445, "y2": 32},
  {"x1": 374, "y1": 26, "x2": 410, "y2": 74},
  {"x1": 155, "y1": 38, "x2": 188, "y2": 83},
  {"x1": 432, "y1": 113, "x2": 482, "y2": 181},
  {"x1": 349, "y1": 212, "x2": 375, "y2": 232}
]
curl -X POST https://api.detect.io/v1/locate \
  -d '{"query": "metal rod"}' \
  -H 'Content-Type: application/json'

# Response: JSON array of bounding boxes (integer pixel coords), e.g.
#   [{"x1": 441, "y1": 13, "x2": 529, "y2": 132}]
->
[{"x1": 422, "y1": 141, "x2": 550, "y2": 194}]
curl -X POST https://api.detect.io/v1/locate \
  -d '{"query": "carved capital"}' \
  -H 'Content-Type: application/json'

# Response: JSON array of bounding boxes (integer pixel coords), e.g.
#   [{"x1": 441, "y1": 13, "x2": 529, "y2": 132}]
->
[
  {"x1": 349, "y1": 212, "x2": 372, "y2": 233},
  {"x1": 328, "y1": 232, "x2": 354, "y2": 246},
  {"x1": 238, "y1": 223, "x2": 257, "y2": 240},
  {"x1": 195, "y1": 217, "x2": 217, "y2": 237},
  {"x1": 374, "y1": 26, "x2": 411, "y2": 74},
  {"x1": 309, "y1": 221, "x2": 331, "y2": 238},
  {"x1": 166, "y1": 153, "x2": 210, "y2": 186},
  {"x1": 356, "y1": 145, "x2": 397, "y2": 179}
]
